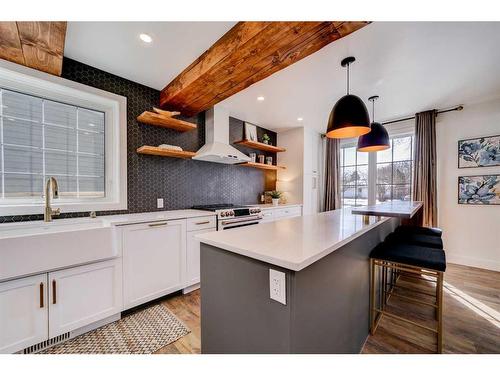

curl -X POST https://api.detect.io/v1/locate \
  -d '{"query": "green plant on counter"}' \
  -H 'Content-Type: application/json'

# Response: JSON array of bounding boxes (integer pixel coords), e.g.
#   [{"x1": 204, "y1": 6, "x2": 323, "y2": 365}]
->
[
  {"x1": 268, "y1": 190, "x2": 282, "y2": 199},
  {"x1": 262, "y1": 133, "x2": 271, "y2": 144}
]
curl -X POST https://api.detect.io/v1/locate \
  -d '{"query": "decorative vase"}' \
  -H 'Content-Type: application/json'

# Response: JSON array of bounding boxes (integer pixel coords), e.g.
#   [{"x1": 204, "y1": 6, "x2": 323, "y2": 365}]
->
[
  {"x1": 263, "y1": 139, "x2": 269, "y2": 144},
  {"x1": 272, "y1": 198, "x2": 279, "y2": 206}
]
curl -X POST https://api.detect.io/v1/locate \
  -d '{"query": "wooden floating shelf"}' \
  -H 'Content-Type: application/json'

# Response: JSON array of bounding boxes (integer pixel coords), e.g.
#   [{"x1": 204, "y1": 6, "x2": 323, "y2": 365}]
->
[
  {"x1": 136, "y1": 146, "x2": 195, "y2": 159},
  {"x1": 137, "y1": 111, "x2": 197, "y2": 132},
  {"x1": 234, "y1": 139, "x2": 286, "y2": 153},
  {"x1": 239, "y1": 162, "x2": 285, "y2": 171}
]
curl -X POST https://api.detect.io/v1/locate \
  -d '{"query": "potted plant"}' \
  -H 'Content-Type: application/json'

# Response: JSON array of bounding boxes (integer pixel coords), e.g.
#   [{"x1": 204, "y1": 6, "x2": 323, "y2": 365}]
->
[
  {"x1": 262, "y1": 133, "x2": 271, "y2": 145},
  {"x1": 268, "y1": 190, "x2": 282, "y2": 206}
]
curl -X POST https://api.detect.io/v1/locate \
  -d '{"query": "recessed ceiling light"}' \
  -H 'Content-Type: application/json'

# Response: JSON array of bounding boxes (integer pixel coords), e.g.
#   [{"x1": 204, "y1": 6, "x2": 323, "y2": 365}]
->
[
  {"x1": 297, "y1": 117, "x2": 303, "y2": 121},
  {"x1": 257, "y1": 96, "x2": 265, "y2": 101},
  {"x1": 139, "y1": 33, "x2": 153, "y2": 43}
]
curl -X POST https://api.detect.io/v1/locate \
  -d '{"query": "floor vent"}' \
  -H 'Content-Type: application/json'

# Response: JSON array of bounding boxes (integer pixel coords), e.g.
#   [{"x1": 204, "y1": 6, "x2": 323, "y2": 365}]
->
[{"x1": 22, "y1": 332, "x2": 71, "y2": 354}]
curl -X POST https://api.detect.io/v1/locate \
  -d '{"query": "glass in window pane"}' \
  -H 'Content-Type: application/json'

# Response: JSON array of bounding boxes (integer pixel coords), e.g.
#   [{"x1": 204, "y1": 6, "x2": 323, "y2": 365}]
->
[
  {"x1": 343, "y1": 166, "x2": 357, "y2": 185},
  {"x1": 45, "y1": 151, "x2": 77, "y2": 175},
  {"x1": 3, "y1": 145, "x2": 43, "y2": 173},
  {"x1": 356, "y1": 151, "x2": 368, "y2": 165},
  {"x1": 78, "y1": 130, "x2": 104, "y2": 155},
  {"x1": 377, "y1": 140, "x2": 392, "y2": 163},
  {"x1": 393, "y1": 136, "x2": 412, "y2": 161},
  {"x1": 44, "y1": 100, "x2": 77, "y2": 128},
  {"x1": 357, "y1": 165, "x2": 368, "y2": 185},
  {"x1": 344, "y1": 146, "x2": 356, "y2": 166},
  {"x1": 393, "y1": 161, "x2": 412, "y2": 184},
  {"x1": 2, "y1": 90, "x2": 42, "y2": 122},
  {"x1": 4, "y1": 173, "x2": 43, "y2": 197},
  {"x1": 3, "y1": 117, "x2": 43, "y2": 148},
  {"x1": 376, "y1": 162, "x2": 392, "y2": 185},
  {"x1": 78, "y1": 154, "x2": 104, "y2": 176},
  {"x1": 393, "y1": 185, "x2": 411, "y2": 201},
  {"x1": 79, "y1": 177, "x2": 104, "y2": 197},
  {"x1": 356, "y1": 186, "x2": 368, "y2": 206},
  {"x1": 52, "y1": 175, "x2": 77, "y2": 197},
  {"x1": 78, "y1": 108, "x2": 104, "y2": 133},
  {"x1": 376, "y1": 185, "x2": 392, "y2": 203},
  {"x1": 45, "y1": 125, "x2": 77, "y2": 152},
  {"x1": 342, "y1": 186, "x2": 356, "y2": 200}
]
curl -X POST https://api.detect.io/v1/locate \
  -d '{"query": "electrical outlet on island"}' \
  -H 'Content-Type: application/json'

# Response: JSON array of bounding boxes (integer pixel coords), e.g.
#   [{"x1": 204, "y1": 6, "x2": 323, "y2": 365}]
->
[{"x1": 269, "y1": 269, "x2": 286, "y2": 305}]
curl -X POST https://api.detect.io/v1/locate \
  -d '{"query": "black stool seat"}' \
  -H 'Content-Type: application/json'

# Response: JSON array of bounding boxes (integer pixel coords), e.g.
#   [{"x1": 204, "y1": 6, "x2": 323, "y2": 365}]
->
[
  {"x1": 385, "y1": 232, "x2": 444, "y2": 249},
  {"x1": 370, "y1": 242, "x2": 446, "y2": 272},
  {"x1": 395, "y1": 225, "x2": 442, "y2": 238}
]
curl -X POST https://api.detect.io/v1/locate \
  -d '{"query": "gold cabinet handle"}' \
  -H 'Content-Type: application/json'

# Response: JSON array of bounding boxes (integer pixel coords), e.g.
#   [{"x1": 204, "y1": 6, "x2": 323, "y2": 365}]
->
[
  {"x1": 195, "y1": 221, "x2": 210, "y2": 225},
  {"x1": 52, "y1": 280, "x2": 57, "y2": 304},
  {"x1": 39, "y1": 282, "x2": 44, "y2": 308},
  {"x1": 148, "y1": 222, "x2": 168, "y2": 227}
]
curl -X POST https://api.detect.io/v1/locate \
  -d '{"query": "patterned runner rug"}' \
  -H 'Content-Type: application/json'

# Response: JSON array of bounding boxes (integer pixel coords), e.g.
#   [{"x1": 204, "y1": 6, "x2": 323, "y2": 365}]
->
[{"x1": 40, "y1": 304, "x2": 190, "y2": 354}]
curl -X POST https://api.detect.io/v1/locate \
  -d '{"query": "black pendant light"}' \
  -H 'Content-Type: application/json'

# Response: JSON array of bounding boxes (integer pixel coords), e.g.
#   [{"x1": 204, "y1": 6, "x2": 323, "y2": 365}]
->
[
  {"x1": 326, "y1": 56, "x2": 371, "y2": 139},
  {"x1": 357, "y1": 95, "x2": 390, "y2": 152}
]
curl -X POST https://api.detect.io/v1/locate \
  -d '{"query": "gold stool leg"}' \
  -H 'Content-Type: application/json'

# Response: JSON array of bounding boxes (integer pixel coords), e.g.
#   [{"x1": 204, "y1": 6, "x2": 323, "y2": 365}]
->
[
  {"x1": 369, "y1": 258, "x2": 376, "y2": 334},
  {"x1": 437, "y1": 271, "x2": 444, "y2": 353}
]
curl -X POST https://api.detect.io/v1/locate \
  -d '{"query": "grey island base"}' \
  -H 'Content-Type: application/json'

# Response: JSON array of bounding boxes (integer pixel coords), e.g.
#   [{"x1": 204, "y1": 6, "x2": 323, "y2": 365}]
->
[{"x1": 197, "y1": 209, "x2": 399, "y2": 353}]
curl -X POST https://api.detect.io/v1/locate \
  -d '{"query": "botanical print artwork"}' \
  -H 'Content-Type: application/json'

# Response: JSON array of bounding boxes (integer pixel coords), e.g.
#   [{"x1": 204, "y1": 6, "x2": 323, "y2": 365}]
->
[
  {"x1": 458, "y1": 135, "x2": 500, "y2": 168},
  {"x1": 458, "y1": 175, "x2": 500, "y2": 205}
]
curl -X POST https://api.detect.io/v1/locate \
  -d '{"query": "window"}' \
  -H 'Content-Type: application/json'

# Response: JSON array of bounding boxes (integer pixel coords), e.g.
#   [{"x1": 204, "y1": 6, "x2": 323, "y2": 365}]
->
[
  {"x1": 376, "y1": 136, "x2": 413, "y2": 203},
  {"x1": 0, "y1": 61, "x2": 127, "y2": 215},
  {"x1": 0, "y1": 89, "x2": 105, "y2": 199},
  {"x1": 340, "y1": 146, "x2": 368, "y2": 206},
  {"x1": 340, "y1": 134, "x2": 414, "y2": 207}
]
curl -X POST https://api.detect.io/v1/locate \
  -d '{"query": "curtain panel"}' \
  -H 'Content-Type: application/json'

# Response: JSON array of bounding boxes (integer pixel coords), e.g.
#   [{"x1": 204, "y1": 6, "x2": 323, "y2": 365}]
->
[
  {"x1": 324, "y1": 138, "x2": 342, "y2": 211},
  {"x1": 413, "y1": 109, "x2": 438, "y2": 227}
]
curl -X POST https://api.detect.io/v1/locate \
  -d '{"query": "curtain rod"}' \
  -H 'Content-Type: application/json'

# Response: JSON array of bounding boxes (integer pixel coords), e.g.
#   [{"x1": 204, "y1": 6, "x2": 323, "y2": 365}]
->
[{"x1": 381, "y1": 105, "x2": 464, "y2": 125}]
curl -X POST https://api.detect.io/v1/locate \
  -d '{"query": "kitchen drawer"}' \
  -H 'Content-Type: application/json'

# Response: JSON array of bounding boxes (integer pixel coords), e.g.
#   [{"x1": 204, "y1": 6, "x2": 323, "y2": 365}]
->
[
  {"x1": 187, "y1": 216, "x2": 216, "y2": 232},
  {"x1": 274, "y1": 206, "x2": 302, "y2": 219},
  {"x1": 261, "y1": 209, "x2": 275, "y2": 221}
]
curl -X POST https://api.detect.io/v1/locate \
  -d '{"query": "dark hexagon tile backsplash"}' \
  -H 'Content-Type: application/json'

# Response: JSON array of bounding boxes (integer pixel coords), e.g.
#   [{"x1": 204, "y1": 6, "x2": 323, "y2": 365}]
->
[{"x1": 0, "y1": 58, "x2": 275, "y2": 223}]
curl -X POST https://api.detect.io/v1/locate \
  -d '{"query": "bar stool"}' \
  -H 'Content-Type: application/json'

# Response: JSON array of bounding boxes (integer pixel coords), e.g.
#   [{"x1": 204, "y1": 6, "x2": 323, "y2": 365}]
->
[
  {"x1": 369, "y1": 241, "x2": 446, "y2": 353},
  {"x1": 395, "y1": 225, "x2": 442, "y2": 238},
  {"x1": 385, "y1": 231, "x2": 444, "y2": 249}
]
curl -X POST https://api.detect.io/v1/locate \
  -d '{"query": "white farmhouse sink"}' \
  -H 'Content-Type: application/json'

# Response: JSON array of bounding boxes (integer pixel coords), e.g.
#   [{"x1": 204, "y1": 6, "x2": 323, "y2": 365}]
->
[{"x1": 0, "y1": 218, "x2": 117, "y2": 282}]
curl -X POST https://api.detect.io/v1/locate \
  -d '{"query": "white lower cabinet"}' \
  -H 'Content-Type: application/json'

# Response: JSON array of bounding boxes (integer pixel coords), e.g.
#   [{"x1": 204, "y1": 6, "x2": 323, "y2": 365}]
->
[
  {"x1": 48, "y1": 259, "x2": 122, "y2": 338},
  {"x1": 0, "y1": 274, "x2": 48, "y2": 354},
  {"x1": 0, "y1": 258, "x2": 121, "y2": 353},
  {"x1": 186, "y1": 227, "x2": 215, "y2": 286},
  {"x1": 122, "y1": 219, "x2": 186, "y2": 309},
  {"x1": 261, "y1": 205, "x2": 302, "y2": 223}
]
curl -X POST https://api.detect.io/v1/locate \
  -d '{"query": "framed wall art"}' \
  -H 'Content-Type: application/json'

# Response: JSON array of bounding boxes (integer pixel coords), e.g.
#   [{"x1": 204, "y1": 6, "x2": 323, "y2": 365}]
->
[
  {"x1": 458, "y1": 175, "x2": 500, "y2": 205},
  {"x1": 458, "y1": 135, "x2": 500, "y2": 168}
]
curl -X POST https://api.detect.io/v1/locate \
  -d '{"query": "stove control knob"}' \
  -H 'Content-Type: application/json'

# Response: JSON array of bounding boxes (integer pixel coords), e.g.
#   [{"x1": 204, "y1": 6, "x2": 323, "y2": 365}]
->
[
  {"x1": 221, "y1": 212, "x2": 226, "y2": 217},
  {"x1": 229, "y1": 210, "x2": 234, "y2": 216}
]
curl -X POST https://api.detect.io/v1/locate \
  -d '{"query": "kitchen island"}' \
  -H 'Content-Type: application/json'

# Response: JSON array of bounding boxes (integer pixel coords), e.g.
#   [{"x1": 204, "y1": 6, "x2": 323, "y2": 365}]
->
[{"x1": 196, "y1": 208, "x2": 400, "y2": 354}]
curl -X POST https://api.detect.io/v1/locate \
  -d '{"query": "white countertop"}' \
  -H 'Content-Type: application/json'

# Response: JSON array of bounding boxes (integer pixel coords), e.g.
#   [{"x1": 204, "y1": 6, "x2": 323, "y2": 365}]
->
[
  {"x1": 196, "y1": 208, "x2": 390, "y2": 271},
  {"x1": 100, "y1": 209, "x2": 215, "y2": 226},
  {"x1": 251, "y1": 203, "x2": 302, "y2": 210},
  {"x1": 351, "y1": 201, "x2": 423, "y2": 219}
]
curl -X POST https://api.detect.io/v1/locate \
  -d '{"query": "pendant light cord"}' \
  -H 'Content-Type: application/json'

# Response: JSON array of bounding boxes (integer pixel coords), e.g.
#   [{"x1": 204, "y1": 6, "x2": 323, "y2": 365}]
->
[{"x1": 346, "y1": 63, "x2": 350, "y2": 94}]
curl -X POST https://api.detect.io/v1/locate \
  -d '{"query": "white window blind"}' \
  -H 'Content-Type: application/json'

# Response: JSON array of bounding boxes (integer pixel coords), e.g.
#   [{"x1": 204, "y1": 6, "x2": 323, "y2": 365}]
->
[{"x1": 0, "y1": 88, "x2": 105, "y2": 200}]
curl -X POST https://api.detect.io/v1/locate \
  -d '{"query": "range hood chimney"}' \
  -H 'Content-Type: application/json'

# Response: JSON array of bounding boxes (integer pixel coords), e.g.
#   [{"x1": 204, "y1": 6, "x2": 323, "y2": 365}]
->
[{"x1": 192, "y1": 105, "x2": 251, "y2": 164}]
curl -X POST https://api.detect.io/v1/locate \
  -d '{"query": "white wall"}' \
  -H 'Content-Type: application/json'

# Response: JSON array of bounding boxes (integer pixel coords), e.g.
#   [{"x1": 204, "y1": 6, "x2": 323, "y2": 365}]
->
[{"x1": 436, "y1": 98, "x2": 500, "y2": 271}]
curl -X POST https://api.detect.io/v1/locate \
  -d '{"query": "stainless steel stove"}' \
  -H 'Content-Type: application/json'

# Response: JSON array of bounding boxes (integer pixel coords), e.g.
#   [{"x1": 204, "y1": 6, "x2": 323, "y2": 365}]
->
[{"x1": 192, "y1": 204, "x2": 262, "y2": 230}]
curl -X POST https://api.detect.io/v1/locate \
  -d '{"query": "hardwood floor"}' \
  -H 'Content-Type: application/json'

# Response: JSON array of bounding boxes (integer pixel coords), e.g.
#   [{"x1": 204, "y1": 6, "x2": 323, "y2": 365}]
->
[{"x1": 154, "y1": 264, "x2": 500, "y2": 354}]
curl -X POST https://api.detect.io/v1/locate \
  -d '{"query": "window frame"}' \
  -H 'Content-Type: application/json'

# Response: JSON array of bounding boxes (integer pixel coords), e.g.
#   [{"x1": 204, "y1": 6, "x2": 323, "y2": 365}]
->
[
  {"x1": 340, "y1": 124, "x2": 414, "y2": 207},
  {"x1": 0, "y1": 60, "x2": 127, "y2": 215}
]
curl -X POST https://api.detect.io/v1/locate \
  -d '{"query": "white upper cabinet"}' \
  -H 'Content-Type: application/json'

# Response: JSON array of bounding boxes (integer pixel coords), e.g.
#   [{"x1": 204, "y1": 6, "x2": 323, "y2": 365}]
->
[
  {"x1": 122, "y1": 219, "x2": 187, "y2": 309},
  {"x1": 0, "y1": 274, "x2": 48, "y2": 353}
]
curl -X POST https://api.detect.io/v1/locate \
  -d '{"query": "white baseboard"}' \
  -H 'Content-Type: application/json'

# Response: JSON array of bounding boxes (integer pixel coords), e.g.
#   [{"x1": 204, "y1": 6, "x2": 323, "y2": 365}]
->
[
  {"x1": 182, "y1": 283, "x2": 200, "y2": 294},
  {"x1": 447, "y1": 253, "x2": 500, "y2": 272}
]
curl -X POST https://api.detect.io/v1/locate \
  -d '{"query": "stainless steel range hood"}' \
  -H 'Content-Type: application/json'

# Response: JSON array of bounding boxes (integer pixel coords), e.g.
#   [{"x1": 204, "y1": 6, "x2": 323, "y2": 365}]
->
[{"x1": 192, "y1": 105, "x2": 250, "y2": 164}]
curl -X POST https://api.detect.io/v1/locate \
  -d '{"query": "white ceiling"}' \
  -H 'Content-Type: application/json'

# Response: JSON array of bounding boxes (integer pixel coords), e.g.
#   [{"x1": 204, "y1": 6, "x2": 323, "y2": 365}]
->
[
  {"x1": 65, "y1": 22, "x2": 500, "y2": 134},
  {"x1": 65, "y1": 22, "x2": 236, "y2": 90},
  {"x1": 221, "y1": 22, "x2": 500, "y2": 133}
]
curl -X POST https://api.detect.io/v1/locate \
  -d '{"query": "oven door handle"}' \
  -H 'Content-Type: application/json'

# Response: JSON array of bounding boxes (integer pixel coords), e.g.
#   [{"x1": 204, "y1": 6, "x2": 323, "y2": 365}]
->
[{"x1": 221, "y1": 216, "x2": 262, "y2": 226}]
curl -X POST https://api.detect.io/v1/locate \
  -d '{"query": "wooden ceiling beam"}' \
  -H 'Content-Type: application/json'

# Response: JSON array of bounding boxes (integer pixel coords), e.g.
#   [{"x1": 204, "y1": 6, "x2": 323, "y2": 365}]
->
[
  {"x1": 0, "y1": 21, "x2": 67, "y2": 76},
  {"x1": 160, "y1": 21, "x2": 370, "y2": 116}
]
